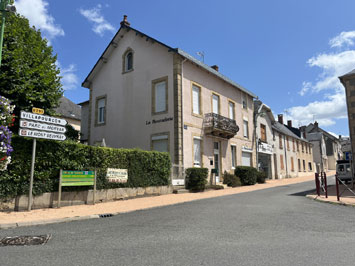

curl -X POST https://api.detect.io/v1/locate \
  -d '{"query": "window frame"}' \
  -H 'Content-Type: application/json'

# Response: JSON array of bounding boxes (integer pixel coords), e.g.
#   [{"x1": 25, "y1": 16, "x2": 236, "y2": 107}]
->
[
  {"x1": 151, "y1": 132, "x2": 170, "y2": 153},
  {"x1": 211, "y1": 93, "x2": 220, "y2": 115},
  {"x1": 242, "y1": 93, "x2": 247, "y2": 109},
  {"x1": 279, "y1": 134, "x2": 283, "y2": 149},
  {"x1": 191, "y1": 83, "x2": 202, "y2": 117},
  {"x1": 228, "y1": 100, "x2": 236, "y2": 120},
  {"x1": 152, "y1": 76, "x2": 168, "y2": 115},
  {"x1": 95, "y1": 95, "x2": 107, "y2": 127},
  {"x1": 243, "y1": 119, "x2": 249, "y2": 139},
  {"x1": 122, "y1": 48, "x2": 134, "y2": 74},
  {"x1": 260, "y1": 124, "x2": 267, "y2": 142},
  {"x1": 193, "y1": 136, "x2": 203, "y2": 167},
  {"x1": 231, "y1": 145, "x2": 237, "y2": 169},
  {"x1": 291, "y1": 157, "x2": 294, "y2": 172},
  {"x1": 280, "y1": 154, "x2": 284, "y2": 170}
]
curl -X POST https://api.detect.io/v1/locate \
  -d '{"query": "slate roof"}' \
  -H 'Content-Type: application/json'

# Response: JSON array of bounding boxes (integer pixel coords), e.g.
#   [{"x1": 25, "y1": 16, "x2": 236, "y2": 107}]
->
[
  {"x1": 55, "y1": 96, "x2": 81, "y2": 121},
  {"x1": 306, "y1": 132, "x2": 323, "y2": 141},
  {"x1": 272, "y1": 121, "x2": 308, "y2": 142},
  {"x1": 82, "y1": 24, "x2": 256, "y2": 98}
]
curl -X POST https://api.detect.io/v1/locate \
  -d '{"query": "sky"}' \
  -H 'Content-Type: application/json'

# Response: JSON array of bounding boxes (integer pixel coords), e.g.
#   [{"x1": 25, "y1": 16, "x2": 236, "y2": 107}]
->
[{"x1": 13, "y1": 0, "x2": 355, "y2": 137}]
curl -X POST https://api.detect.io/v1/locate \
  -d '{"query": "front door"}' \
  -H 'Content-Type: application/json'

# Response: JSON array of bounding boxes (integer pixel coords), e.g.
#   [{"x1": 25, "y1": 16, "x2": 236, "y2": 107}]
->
[{"x1": 214, "y1": 142, "x2": 220, "y2": 182}]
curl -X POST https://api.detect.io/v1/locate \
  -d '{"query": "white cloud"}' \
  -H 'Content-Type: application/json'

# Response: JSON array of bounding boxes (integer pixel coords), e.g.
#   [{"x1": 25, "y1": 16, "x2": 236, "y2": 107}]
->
[
  {"x1": 329, "y1": 31, "x2": 355, "y2": 48},
  {"x1": 60, "y1": 64, "x2": 79, "y2": 91},
  {"x1": 15, "y1": 0, "x2": 64, "y2": 39},
  {"x1": 79, "y1": 4, "x2": 115, "y2": 36}
]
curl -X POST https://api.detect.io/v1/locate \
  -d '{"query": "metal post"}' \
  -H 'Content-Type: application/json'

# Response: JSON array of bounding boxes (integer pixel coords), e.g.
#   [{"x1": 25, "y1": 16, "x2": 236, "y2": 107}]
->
[
  {"x1": 57, "y1": 169, "x2": 62, "y2": 208},
  {"x1": 324, "y1": 172, "x2": 328, "y2": 198},
  {"x1": 27, "y1": 138, "x2": 36, "y2": 211},
  {"x1": 335, "y1": 173, "x2": 340, "y2": 201},
  {"x1": 93, "y1": 170, "x2": 96, "y2": 205}
]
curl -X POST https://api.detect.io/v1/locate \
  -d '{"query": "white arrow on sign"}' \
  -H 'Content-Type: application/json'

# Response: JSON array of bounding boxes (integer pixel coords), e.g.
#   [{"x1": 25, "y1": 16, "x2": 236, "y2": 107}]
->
[
  {"x1": 20, "y1": 119, "x2": 67, "y2": 133},
  {"x1": 18, "y1": 128, "x2": 66, "y2": 141},
  {"x1": 20, "y1": 111, "x2": 67, "y2": 126}
]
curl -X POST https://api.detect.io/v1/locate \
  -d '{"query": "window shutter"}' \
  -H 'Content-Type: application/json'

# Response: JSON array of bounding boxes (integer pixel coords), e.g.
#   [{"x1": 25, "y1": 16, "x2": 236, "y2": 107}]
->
[
  {"x1": 155, "y1": 81, "x2": 166, "y2": 113},
  {"x1": 229, "y1": 102, "x2": 235, "y2": 120},
  {"x1": 212, "y1": 95, "x2": 219, "y2": 114},
  {"x1": 192, "y1": 86, "x2": 200, "y2": 114}
]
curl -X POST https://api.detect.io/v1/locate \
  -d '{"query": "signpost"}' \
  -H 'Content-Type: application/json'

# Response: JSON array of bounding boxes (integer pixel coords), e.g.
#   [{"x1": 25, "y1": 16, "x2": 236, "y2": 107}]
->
[
  {"x1": 18, "y1": 109, "x2": 67, "y2": 211},
  {"x1": 58, "y1": 170, "x2": 96, "y2": 208}
]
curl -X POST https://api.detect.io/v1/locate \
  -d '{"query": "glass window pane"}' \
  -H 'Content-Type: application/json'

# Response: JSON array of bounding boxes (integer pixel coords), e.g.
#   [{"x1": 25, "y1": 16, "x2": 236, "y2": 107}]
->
[
  {"x1": 194, "y1": 139, "x2": 201, "y2": 166},
  {"x1": 155, "y1": 81, "x2": 166, "y2": 113},
  {"x1": 212, "y1": 94, "x2": 219, "y2": 114},
  {"x1": 192, "y1": 85, "x2": 200, "y2": 114},
  {"x1": 229, "y1": 102, "x2": 235, "y2": 120}
]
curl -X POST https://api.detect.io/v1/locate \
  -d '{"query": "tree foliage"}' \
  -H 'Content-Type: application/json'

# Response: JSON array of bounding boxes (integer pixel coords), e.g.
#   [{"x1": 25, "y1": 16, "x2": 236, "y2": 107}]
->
[{"x1": 0, "y1": 13, "x2": 63, "y2": 127}]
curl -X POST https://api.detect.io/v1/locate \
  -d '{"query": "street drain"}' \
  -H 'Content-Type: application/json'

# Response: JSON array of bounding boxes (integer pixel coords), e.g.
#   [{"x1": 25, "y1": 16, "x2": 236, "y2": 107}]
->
[
  {"x1": 99, "y1": 213, "x2": 114, "y2": 218},
  {"x1": 0, "y1": 235, "x2": 51, "y2": 247}
]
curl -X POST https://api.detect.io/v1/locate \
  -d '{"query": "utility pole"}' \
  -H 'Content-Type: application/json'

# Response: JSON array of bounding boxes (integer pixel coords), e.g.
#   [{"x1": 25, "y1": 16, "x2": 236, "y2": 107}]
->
[{"x1": 0, "y1": 0, "x2": 16, "y2": 66}]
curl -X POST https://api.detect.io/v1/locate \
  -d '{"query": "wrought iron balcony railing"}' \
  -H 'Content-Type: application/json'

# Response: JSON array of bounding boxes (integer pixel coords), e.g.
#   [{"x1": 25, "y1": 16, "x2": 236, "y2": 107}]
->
[{"x1": 203, "y1": 113, "x2": 239, "y2": 139}]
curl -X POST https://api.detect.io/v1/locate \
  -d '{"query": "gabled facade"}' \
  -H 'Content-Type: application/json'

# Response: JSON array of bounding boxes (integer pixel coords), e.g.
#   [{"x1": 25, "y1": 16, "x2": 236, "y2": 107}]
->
[{"x1": 81, "y1": 16, "x2": 257, "y2": 184}]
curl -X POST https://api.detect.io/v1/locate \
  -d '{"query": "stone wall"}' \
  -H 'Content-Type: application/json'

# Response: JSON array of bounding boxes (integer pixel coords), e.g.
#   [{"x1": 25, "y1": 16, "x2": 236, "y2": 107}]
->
[{"x1": 0, "y1": 186, "x2": 173, "y2": 211}]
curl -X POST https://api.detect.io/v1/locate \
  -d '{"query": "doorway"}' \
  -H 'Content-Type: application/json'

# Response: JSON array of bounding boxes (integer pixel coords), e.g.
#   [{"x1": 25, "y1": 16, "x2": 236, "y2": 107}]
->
[{"x1": 214, "y1": 142, "x2": 220, "y2": 183}]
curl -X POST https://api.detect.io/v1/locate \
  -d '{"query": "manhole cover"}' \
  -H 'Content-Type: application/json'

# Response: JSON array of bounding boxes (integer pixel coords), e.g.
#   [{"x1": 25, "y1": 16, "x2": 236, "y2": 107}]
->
[{"x1": 0, "y1": 235, "x2": 51, "y2": 246}]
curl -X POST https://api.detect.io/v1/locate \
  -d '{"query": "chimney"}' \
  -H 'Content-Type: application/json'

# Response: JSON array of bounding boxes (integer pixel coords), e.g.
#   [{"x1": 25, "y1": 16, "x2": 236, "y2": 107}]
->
[
  {"x1": 120, "y1": 15, "x2": 131, "y2": 27},
  {"x1": 314, "y1": 121, "x2": 318, "y2": 129},
  {"x1": 278, "y1": 114, "x2": 283, "y2": 124},
  {"x1": 287, "y1": 120, "x2": 292, "y2": 127},
  {"x1": 211, "y1": 65, "x2": 219, "y2": 71}
]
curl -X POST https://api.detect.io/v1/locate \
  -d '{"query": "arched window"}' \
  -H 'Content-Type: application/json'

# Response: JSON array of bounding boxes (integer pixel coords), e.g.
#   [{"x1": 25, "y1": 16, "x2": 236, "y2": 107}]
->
[{"x1": 123, "y1": 48, "x2": 134, "y2": 73}]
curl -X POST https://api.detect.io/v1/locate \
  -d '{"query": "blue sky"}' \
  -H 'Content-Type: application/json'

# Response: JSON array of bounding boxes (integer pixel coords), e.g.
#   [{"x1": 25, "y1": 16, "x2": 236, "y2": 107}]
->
[{"x1": 14, "y1": 0, "x2": 355, "y2": 136}]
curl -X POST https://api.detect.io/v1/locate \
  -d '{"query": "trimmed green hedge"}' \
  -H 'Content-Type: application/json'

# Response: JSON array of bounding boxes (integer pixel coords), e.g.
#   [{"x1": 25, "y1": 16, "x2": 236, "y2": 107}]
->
[
  {"x1": 0, "y1": 137, "x2": 171, "y2": 199},
  {"x1": 234, "y1": 166, "x2": 258, "y2": 186},
  {"x1": 256, "y1": 171, "x2": 267, "y2": 184},
  {"x1": 185, "y1": 168, "x2": 208, "y2": 192},
  {"x1": 222, "y1": 171, "x2": 241, "y2": 187}
]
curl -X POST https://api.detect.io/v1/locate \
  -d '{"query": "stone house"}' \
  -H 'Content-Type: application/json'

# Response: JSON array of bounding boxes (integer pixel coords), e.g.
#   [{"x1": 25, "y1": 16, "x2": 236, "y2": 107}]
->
[{"x1": 80, "y1": 16, "x2": 257, "y2": 185}]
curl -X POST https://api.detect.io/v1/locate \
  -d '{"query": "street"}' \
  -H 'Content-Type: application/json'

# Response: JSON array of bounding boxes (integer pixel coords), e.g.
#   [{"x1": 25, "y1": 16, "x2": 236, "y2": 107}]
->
[{"x1": 1, "y1": 180, "x2": 355, "y2": 266}]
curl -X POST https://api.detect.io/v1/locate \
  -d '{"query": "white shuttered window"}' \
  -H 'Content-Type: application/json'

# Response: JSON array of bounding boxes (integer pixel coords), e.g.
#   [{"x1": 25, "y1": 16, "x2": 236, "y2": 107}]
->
[
  {"x1": 154, "y1": 81, "x2": 166, "y2": 113},
  {"x1": 212, "y1": 94, "x2": 219, "y2": 114},
  {"x1": 194, "y1": 138, "x2": 202, "y2": 167},
  {"x1": 192, "y1": 85, "x2": 200, "y2": 115}
]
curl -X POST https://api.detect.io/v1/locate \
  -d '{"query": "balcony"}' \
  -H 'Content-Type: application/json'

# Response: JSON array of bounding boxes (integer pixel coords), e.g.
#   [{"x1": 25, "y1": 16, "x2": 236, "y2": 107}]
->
[{"x1": 203, "y1": 113, "x2": 239, "y2": 139}]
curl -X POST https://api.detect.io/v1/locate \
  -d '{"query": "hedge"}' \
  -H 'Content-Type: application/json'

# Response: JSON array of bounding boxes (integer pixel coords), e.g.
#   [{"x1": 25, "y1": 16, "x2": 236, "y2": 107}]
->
[
  {"x1": 222, "y1": 171, "x2": 241, "y2": 187},
  {"x1": 256, "y1": 171, "x2": 267, "y2": 184},
  {"x1": 234, "y1": 166, "x2": 258, "y2": 186},
  {"x1": 185, "y1": 168, "x2": 208, "y2": 192},
  {"x1": 0, "y1": 136, "x2": 171, "y2": 199}
]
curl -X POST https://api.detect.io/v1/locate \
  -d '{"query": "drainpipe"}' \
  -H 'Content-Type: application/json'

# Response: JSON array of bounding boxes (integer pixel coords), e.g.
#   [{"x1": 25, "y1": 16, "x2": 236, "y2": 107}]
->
[
  {"x1": 284, "y1": 135, "x2": 289, "y2": 177},
  {"x1": 180, "y1": 58, "x2": 187, "y2": 179}
]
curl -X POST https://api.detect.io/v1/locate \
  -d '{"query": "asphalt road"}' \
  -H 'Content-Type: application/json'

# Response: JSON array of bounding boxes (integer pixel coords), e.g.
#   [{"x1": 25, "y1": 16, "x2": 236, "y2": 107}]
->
[{"x1": 1, "y1": 180, "x2": 355, "y2": 266}]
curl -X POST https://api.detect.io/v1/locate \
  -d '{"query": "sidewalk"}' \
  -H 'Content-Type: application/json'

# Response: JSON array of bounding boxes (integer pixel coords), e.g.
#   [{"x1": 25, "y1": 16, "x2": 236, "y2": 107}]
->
[
  {"x1": 306, "y1": 179, "x2": 355, "y2": 206},
  {"x1": 0, "y1": 172, "x2": 333, "y2": 229}
]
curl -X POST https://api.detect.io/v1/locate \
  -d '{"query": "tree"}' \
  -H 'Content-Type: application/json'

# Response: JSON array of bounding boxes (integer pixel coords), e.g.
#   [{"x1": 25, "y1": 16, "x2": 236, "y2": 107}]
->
[{"x1": 0, "y1": 13, "x2": 63, "y2": 129}]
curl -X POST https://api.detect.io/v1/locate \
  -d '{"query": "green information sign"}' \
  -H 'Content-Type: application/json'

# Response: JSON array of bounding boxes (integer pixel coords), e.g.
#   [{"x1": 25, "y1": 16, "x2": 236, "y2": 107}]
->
[{"x1": 57, "y1": 170, "x2": 96, "y2": 208}]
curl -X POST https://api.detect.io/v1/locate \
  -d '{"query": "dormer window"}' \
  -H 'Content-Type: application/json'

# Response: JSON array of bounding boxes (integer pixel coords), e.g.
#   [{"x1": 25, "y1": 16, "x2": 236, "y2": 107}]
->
[{"x1": 122, "y1": 48, "x2": 134, "y2": 73}]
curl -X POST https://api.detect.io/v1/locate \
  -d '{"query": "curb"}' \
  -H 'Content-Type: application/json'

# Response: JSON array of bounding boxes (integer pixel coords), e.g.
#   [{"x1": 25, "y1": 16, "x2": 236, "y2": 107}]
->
[
  {"x1": 306, "y1": 194, "x2": 355, "y2": 207},
  {"x1": 0, "y1": 214, "x2": 101, "y2": 230}
]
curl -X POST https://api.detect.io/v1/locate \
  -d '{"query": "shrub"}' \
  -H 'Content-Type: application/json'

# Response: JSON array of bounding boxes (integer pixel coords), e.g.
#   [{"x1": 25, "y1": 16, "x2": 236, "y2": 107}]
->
[
  {"x1": 223, "y1": 171, "x2": 241, "y2": 187},
  {"x1": 205, "y1": 184, "x2": 224, "y2": 190},
  {"x1": 257, "y1": 171, "x2": 267, "y2": 184},
  {"x1": 185, "y1": 168, "x2": 208, "y2": 192},
  {"x1": 0, "y1": 136, "x2": 171, "y2": 199},
  {"x1": 234, "y1": 166, "x2": 258, "y2": 186}
]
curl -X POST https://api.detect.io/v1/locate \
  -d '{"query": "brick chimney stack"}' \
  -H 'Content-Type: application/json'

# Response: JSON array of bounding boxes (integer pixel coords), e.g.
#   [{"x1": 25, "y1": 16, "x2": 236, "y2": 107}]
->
[
  {"x1": 314, "y1": 121, "x2": 319, "y2": 128},
  {"x1": 211, "y1": 65, "x2": 219, "y2": 72},
  {"x1": 120, "y1": 15, "x2": 131, "y2": 27},
  {"x1": 278, "y1": 114, "x2": 284, "y2": 124},
  {"x1": 287, "y1": 120, "x2": 292, "y2": 127}
]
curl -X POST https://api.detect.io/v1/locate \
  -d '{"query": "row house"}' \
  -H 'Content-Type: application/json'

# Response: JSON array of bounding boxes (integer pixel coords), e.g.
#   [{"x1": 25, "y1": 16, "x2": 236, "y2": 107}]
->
[
  {"x1": 254, "y1": 102, "x2": 315, "y2": 179},
  {"x1": 80, "y1": 16, "x2": 256, "y2": 185}
]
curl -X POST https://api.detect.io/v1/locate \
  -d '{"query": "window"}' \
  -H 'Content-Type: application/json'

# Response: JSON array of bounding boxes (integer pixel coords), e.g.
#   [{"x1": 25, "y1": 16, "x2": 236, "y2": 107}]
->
[
  {"x1": 297, "y1": 141, "x2": 299, "y2": 152},
  {"x1": 305, "y1": 144, "x2": 308, "y2": 153},
  {"x1": 302, "y1": 142, "x2": 304, "y2": 153},
  {"x1": 291, "y1": 157, "x2": 294, "y2": 171},
  {"x1": 308, "y1": 162, "x2": 312, "y2": 171},
  {"x1": 122, "y1": 48, "x2": 134, "y2": 73},
  {"x1": 298, "y1": 159, "x2": 301, "y2": 171},
  {"x1": 228, "y1": 101, "x2": 235, "y2": 120},
  {"x1": 286, "y1": 136, "x2": 290, "y2": 150},
  {"x1": 212, "y1": 94, "x2": 220, "y2": 114},
  {"x1": 152, "y1": 77, "x2": 168, "y2": 114},
  {"x1": 151, "y1": 134, "x2": 169, "y2": 152},
  {"x1": 242, "y1": 152, "x2": 252, "y2": 166},
  {"x1": 303, "y1": 160, "x2": 306, "y2": 171},
  {"x1": 260, "y1": 124, "x2": 267, "y2": 142},
  {"x1": 95, "y1": 96, "x2": 106, "y2": 126},
  {"x1": 309, "y1": 144, "x2": 312, "y2": 154},
  {"x1": 242, "y1": 93, "x2": 247, "y2": 109},
  {"x1": 280, "y1": 155, "x2": 284, "y2": 170},
  {"x1": 192, "y1": 84, "x2": 201, "y2": 115},
  {"x1": 193, "y1": 138, "x2": 202, "y2": 167},
  {"x1": 243, "y1": 120, "x2": 249, "y2": 138},
  {"x1": 231, "y1": 145, "x2": 236, "y2": 169},
  {"x1": 279, "y1": 134, "x2": 283, "y2": 149},
  {"x1": 292, "y1": 139, "x2": 295, "y2": 151}
]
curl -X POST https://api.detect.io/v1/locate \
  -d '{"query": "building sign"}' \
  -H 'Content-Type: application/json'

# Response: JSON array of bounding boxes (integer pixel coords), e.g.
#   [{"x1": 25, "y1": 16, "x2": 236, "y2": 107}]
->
[
  {"x1": 146, "y1": 117, "x2": 173, "y2": 125},
  {"x1": 19, "y1": 128, "x2": 66, "y2": 141},
  {"x1": 106, "y1": 168, "x2": 128, "y2": 183},
  {"x1": 258, "y1": 142, "x2": 273, "y2": 155},
  {"x1": 20, "y1": 111, "x2": 67, "y2": 126},
  {"x1": 32, "y1": 107, "x2": 44, "y2": 115},
  {"x1": 20, "y1": 119, "x2": 66, "y2": 133},
  {"x1": 242, "y1": 146, "x2": 253, "y2": 152}
]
